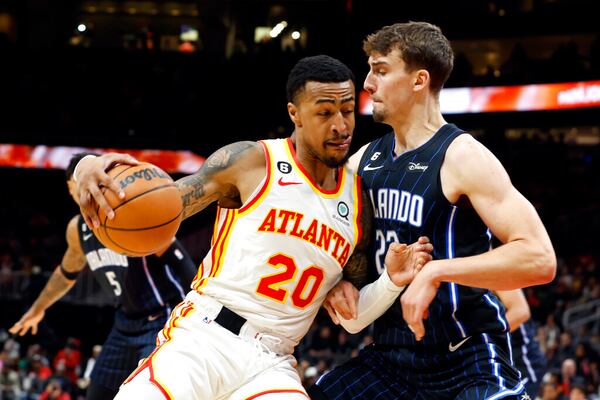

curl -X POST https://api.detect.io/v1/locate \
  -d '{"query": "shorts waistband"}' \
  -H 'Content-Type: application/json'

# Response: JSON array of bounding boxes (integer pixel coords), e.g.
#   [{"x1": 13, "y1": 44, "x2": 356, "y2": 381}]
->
[{"x1": 186, "y1": 291, "x2": 294, "y2": 355}]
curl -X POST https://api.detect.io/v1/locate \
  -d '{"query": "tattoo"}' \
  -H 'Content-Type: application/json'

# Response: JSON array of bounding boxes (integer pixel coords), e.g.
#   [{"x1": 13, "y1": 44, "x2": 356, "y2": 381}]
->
[
  {"x1": 177, "y1": 141, "x2": 257, "y2": 219},
  {"x1": 343, "y1": 187, "x2": 373, "y2": 289}
]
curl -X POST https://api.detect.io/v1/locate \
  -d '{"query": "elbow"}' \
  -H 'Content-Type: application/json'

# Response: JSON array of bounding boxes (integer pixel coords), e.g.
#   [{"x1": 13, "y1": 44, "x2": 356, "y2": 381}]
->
[
  {"x1": 533, "y1": 247, "x2": 557, "y2": 285},
  {"x1": 340, "y1": 321, "x2": 365, "y2": 335}
]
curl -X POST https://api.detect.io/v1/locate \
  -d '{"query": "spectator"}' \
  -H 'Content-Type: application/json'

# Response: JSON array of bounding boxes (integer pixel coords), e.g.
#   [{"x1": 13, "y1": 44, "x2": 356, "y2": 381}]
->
[{"x1": 38, "y1": 378, "x2": 71, "y2": 400}]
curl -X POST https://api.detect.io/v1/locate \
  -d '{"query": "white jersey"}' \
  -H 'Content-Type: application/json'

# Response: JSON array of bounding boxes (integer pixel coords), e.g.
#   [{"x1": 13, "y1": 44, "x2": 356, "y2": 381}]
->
[{"x1": 192, "y1": 138, "x2": 362, "y2": 347}]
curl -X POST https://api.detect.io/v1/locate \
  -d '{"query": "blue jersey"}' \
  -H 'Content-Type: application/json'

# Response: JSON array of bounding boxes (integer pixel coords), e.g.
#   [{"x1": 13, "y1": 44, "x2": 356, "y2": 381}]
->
[
  {"x1": 77, "y1": 216, "x2": 196, "y2": 317},
  {"x1": 511, "y1": 320, "x2": 547, "y2": 396},
  {"x1": 357, "y1": 124, "x2": 509, "y2": 347}
]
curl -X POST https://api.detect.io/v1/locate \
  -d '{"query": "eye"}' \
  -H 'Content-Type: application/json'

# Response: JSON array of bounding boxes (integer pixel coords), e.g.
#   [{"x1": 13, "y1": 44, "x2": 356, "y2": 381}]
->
[
  {"x1": 342, "y1": 109, "x2": 354, "y2": 115},
  {"x1": 318, "y1": 110, "x2": 332, "y2": 116},
  {"x1": 376, "y1": 69, "x2": 386, "y2": 76}
]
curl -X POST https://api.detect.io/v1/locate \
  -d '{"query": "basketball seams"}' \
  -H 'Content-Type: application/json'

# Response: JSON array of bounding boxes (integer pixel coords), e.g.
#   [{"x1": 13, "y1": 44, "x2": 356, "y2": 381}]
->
[
  {"x1": 91, "y1": 163, "x2": 182, "y2": 256},
  {"x1": 110, "y1": 183, "x2": 179, "y2": 214}
]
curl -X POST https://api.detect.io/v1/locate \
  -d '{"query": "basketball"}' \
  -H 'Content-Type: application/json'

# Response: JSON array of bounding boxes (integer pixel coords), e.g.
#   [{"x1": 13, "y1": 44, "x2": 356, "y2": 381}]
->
[{"x1": 93, "y1": 163, "x2": 183, "y2": 257}]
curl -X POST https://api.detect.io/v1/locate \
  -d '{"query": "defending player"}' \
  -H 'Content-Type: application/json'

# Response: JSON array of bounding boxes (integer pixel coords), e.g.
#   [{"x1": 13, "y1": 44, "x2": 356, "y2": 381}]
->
[
  {"x1": 10, "y1": 153, "x2": 197, "y2": 400},
  {"x1": 313, "y1": 22, "x2": 556, "y2": 399}
]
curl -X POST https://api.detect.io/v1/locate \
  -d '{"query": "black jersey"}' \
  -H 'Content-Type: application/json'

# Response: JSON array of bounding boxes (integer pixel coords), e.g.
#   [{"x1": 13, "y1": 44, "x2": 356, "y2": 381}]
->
[
  {"x1": 77, "y1": 216, "x2": 196, "y2": 317},
  {"x1": 358, "y1": 124, "x2": 509, "y2": 347}
]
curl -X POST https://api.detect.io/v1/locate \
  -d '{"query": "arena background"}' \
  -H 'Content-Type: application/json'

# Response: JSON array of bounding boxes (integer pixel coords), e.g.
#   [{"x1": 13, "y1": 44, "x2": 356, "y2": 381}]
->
[{"x1": 0, "y1": 0, "x2": 598, "y2": 398}]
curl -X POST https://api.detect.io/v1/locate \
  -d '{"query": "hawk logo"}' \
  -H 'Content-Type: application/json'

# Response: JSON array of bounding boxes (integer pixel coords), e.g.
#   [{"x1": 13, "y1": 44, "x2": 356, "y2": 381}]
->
[{"x1": 520, "y1": 394, "x2": 531, "y2": 400}]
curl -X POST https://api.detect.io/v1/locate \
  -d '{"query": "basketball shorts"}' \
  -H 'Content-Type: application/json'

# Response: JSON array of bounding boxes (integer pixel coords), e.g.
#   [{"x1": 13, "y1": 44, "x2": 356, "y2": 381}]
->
[
  {"x1": 90, "y1": 308, "x2": 167, "y2": 391},
  {"x1": 313, "y1": 333, "x2": 530, "y2": 400},
  {"x1": 115, "y1": 292, "x2": 309, "y2": 400}
]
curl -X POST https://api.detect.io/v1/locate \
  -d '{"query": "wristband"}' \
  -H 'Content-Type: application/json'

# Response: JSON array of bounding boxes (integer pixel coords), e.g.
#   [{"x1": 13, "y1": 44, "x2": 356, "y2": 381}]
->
[
  {"x1": 72, "y1": 155, "x2": 97, "y2": 182},
  {"x1": 59, "y1": 264, "x2": 80, "y2": 280}
]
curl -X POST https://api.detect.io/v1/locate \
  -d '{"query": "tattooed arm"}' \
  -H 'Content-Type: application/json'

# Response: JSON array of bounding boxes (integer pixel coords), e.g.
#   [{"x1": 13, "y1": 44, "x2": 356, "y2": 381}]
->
[
  {"x1": 9, "y1": 216, "x2": 88, "y2": 336},
  {"x1": 74, "y1": 142, "x2": 266, "y2": 227},
  {"x1": 176, "y1": 141, "x2": 265, "y2": 220}
]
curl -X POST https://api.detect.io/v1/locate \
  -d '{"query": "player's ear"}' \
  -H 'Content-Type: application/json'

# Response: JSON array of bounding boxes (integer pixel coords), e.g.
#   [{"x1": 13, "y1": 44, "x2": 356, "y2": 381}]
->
[
  {"x1": 413, "y1": 69, "x2": 430, "y2": 93},
  {"x1": 287, "y1": 102, "x2": 302, "y2": 127}
]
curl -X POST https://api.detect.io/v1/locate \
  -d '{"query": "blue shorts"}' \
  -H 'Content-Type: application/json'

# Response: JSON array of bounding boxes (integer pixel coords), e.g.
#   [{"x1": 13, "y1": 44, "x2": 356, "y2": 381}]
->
[
  {"x1": 314, "y1": 333, "x2": 528, "y2": 400},
  {"x1": 512, "y1": 341, "x2": 547, "y2": 398},
  {"x1": 90, "y1": 309, "x2": 167, "y2": 391}
]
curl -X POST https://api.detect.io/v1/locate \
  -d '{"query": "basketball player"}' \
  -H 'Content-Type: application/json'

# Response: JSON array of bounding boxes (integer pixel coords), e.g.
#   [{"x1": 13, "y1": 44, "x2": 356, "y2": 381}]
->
[
  {"x1": 9, "y1": 153, "x2": 197, "y2": 400},
  {"x1": 496, "y1": 289, "x2": 548, "y2": 398},
  {"x1": 312, "y1": 22, "x2": 556, "y2": 399},
  {"x1": 71, "y1": 55, "x2": 434, "y2": 399}
]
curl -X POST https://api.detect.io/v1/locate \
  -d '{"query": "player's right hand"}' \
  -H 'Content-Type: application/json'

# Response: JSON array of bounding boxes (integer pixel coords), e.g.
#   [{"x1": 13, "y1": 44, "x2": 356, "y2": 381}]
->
[
  {"x1": 9, "y1": 309, "x2": 45, "y2": 336},
  {"x1": 76, "y1": 153, "x2": 138, "y2": 228},
  {"x1": 323, "y1": 280, "x2": 359, "y2": 324}
]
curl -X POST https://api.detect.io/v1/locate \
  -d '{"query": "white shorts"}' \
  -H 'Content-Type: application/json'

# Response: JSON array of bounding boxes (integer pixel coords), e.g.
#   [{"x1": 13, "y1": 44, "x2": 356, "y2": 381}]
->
[{"x1": 114, "y1": 293, "x2": 308, "y2": 400}]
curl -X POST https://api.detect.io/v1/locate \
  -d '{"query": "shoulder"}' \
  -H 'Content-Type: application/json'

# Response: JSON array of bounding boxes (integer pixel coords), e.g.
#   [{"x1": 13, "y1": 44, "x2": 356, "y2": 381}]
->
[
  {"x1": 65, "y1": 215, "x2": 84, "y2": 252},
  {"x1": 443, "y1": 133, "x2": 511, "y2": 198},
  {"x1": 445, "y1": 134, "x2": 504, "y2": 178},
  {"x1": 66, "y1": 215, "x2": 81, "y2": 239}
]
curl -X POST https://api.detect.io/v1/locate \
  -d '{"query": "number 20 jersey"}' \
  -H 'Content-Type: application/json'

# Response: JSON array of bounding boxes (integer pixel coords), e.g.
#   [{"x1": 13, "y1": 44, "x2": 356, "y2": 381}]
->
[{"x1": 192, "y1": 138, "x2": 362, "y2": 347}]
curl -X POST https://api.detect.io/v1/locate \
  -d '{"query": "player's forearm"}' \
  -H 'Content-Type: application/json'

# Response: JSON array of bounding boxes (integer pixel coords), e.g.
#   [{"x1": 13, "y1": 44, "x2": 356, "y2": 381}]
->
[
  {"x1": 428, "y1": 239, "x2": 556, "y2": 290},
  {"x1": 504, "y1": 306, "x2": 530, "y2": 332},
  {"x1": 338, "y1": 269, "x2": 404, "y2": 334},
  {"x1": 30, "y1": 268, "x2": 77, "y2": 312}
]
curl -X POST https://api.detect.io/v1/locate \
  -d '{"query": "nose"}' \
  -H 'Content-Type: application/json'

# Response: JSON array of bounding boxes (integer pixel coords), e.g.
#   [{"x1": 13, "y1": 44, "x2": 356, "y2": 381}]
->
[
  {"x1": 364, "y1": 71, "x2": 375, "y2": 95},
  {"x1": 332, "y1": 111, "x2": 348, "y2": 135}
]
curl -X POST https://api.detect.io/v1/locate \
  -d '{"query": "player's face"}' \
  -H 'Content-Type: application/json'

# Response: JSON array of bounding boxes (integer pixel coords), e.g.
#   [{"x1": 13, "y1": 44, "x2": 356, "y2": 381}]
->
[
  {"x1": 67, "y1": 178, "x2": 80, "y2": 205},
  {"x1": 290, "y1": 80, "x2": 355, "y2": 168},
  {"x1": 364, "y1": 50, "x2": 416, "y2": 124}
]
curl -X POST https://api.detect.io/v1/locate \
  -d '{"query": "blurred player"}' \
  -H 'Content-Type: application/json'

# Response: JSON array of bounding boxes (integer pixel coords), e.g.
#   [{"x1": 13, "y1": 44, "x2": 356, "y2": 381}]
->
[
  {"x1": 313, "y1": 22, "x2": 556, "y2": 399},
  {"x1": 496, "y1": 289, "x2": 548, "y2": 398},
  {"x1": 72, "y1": 55, "x2": 433, "y2": 399},
  {"x1": 10, "y1": 153, "x2": 197, "y2": 400}
]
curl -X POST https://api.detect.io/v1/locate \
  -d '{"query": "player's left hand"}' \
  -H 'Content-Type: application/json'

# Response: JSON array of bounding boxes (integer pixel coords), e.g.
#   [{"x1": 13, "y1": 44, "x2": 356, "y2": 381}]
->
[
  {"x1": 400, "y1": 264, "x2": 440, "y2": 341},
  {"x1": 385, "y1": 236, "x2": 433, "y2": 287},
  {"x1": 323, "y1": 280, "x2": 359, "y2": 324}
]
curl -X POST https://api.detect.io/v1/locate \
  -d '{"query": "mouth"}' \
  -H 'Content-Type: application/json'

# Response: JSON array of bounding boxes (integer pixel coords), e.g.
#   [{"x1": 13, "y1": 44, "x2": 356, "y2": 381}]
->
[{"x1": 326, "y1": 137, "x2": 352, "y2": 150}]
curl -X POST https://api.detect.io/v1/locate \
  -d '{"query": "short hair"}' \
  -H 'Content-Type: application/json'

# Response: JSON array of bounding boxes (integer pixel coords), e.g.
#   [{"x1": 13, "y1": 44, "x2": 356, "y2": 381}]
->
[
  {"x1": 286, "y1": 55, "x2": 355, "y2": 104},
  {"x1": 65, "y1": 152, "x2": 100, "y2": 180},
  {"x1": 363, "y1": 21, "x2": 454, "y2": 94}
]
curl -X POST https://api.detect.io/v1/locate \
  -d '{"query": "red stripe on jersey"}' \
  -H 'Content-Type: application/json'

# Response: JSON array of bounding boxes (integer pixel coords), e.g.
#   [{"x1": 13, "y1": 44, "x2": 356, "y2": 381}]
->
[
  {"x1": 354, "y1": 174, "x2": 363, "y2": 247},
  {"x1": 238, "y1": 140, "x2": 272, "y2": 214},
  {"x1": 285, "y1": 137, "x2": 344, "y2": 196},
  {"x1": 244, "y1": 388, "x2": 309, "y2": 399}
]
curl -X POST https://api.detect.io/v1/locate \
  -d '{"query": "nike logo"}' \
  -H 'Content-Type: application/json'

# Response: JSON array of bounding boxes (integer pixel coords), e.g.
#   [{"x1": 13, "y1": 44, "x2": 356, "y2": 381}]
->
[
  {"x1": 83, "y1": 233, "x2": 93, "y2": 241},
  {"x1": 448, "y1": 336, "x2": 471, "y2": 352},
  {"x1": 363, "y1": 163, "x2": 383, "y2": 171},
  {"x1": 278, "y1": 177, "x2": 302, "y2": 186},
  {"x1": 147, "y1": 313, "x2": 162, "y2": 322}
]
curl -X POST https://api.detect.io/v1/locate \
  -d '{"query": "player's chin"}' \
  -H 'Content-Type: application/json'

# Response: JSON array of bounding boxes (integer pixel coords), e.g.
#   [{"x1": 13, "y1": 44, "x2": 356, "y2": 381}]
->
[{"x1": 323, "y1": 150, "x2": 350, "y2": 168}]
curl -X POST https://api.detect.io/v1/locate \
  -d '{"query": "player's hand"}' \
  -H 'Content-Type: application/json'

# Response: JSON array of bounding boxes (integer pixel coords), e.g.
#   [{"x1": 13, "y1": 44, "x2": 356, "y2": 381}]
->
[
  {"x1": 76, "y1": 153, "x2": 138, "y2": 228},
  {"x1": 9, "y1": 308, "x2": 45, "y2": 336},
  {"x1": 400, "y1": 264, "x2": 440, "y2": 341},
  {"x1": 385, "y1": 236, "x2": 433, "y2": 288},
  {"x1": 323, "y1": 280, "x2": 359, "y2": 324}
]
